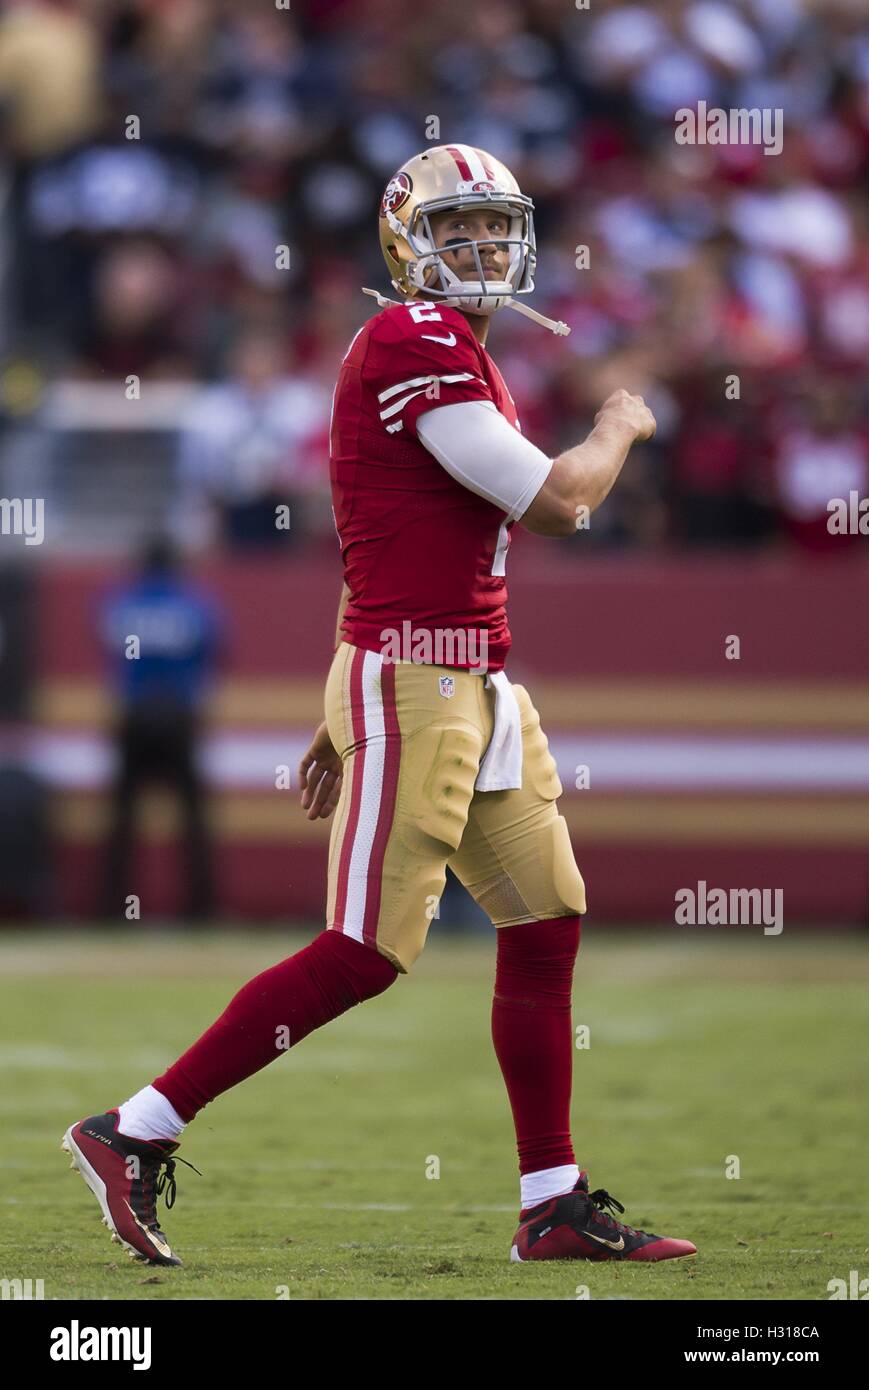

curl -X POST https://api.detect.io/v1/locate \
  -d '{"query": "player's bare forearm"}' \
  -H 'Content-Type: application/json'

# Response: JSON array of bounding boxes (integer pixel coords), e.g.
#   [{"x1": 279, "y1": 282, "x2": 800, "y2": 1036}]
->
[
  {"x1": 521, "y1": 389, "x2": 655, "y2": 536},
  {"x1": 555, "y1": 414, "x2": 639, "y2": 515}
]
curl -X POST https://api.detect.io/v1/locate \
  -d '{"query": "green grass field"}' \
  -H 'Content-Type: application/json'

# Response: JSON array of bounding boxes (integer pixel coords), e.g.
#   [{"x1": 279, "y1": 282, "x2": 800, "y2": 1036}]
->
[{"x1": 1, "y1": 927, "x2": 867, "y2": 1301}]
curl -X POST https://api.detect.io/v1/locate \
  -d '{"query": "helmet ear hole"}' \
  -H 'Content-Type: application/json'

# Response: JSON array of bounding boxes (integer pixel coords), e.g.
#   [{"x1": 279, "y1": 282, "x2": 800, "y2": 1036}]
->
[{"x1": 386, "y1": 244, "x2": 400, "y2": 266}]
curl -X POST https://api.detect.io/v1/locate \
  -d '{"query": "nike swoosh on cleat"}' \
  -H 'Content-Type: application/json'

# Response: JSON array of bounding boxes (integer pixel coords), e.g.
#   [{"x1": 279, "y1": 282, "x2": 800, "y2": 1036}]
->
[
  {"x1": 123, "y1": 1201, "x2": 174, "y2": 1260},
  {"x1": 584, "y1": 1231, "x2": 625, "y2": 1251}
]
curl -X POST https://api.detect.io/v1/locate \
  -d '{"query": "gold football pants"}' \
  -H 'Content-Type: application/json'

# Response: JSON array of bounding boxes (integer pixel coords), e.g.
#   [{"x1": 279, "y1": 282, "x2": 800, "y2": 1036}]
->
[{"x1": 323, "y1": 641, "x2": 586, "y2": 973}]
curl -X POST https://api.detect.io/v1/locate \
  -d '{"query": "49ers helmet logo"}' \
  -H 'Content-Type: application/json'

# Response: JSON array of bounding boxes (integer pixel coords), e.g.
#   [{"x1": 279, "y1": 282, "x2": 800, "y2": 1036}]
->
[
  {"x1": 380, "y1": 172, "x2": 413, "y2": 217},
  {"x1": 456, "y1": 178, "x2": 507, "y2": 196}
]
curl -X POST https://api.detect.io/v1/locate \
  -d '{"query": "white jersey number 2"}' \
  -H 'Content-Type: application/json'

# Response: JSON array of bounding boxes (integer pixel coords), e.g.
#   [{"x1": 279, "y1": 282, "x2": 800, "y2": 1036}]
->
[{"x1": 407, "y1": 302, "x2": 442, "y2": 324}]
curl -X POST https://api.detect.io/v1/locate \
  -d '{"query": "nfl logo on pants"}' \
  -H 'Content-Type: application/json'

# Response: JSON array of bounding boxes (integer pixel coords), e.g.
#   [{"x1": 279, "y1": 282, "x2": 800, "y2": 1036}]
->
[{"x1": 438, "y1": 675, "x2": 455, "y2": 699}]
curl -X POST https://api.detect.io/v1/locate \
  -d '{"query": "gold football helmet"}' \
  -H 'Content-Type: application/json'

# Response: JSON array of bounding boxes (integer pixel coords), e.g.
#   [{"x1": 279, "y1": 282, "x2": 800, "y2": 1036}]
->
[{"x1": 378, "y1": 143, "x2": 536, "y2": 316}]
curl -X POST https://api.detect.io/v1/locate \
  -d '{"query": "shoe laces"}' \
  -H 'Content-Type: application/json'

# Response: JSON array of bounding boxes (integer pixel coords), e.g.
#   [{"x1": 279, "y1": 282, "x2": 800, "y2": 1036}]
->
[
  {"x1": 587, "y1": 1186, "x2": 641, "y2": 1238},
  {"x1": 143, "y1": 1152, "x2": 202, "y2": 1217}
]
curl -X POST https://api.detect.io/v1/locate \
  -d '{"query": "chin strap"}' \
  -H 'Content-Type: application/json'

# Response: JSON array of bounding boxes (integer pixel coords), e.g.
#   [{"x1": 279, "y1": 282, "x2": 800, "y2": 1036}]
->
[
  {"x1": 361, "y1": 287, "x2": 570, "y2": 336},
  {"x1": 505, "y1": 299, "x2": 571, "y2": 336},
  {"x1": 362, "y1": 287, "x2": 402, "y2": 309}
]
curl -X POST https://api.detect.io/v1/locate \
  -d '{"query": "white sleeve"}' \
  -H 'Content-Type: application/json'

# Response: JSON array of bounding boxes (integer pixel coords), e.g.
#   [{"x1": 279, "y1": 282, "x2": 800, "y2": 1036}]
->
[{"x1": 416, "y1": 399, "x2": 553, "y2": 521}]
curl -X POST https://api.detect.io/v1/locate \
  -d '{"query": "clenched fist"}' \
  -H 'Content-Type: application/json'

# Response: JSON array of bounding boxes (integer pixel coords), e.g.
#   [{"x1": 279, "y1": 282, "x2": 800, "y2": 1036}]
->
[{"x1": 595, "y1": 388, "x2": 656, "y2": 443}]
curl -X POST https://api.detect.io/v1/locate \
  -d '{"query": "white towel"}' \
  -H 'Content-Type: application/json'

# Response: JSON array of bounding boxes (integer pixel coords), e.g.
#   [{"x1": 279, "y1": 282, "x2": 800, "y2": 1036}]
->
[{"x1": 475, "y1": 670, "x2": 523, "y2": 791}]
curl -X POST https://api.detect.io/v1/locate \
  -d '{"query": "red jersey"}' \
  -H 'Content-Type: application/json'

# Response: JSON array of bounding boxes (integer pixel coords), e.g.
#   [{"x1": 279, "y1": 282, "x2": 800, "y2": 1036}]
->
[{"x1": 329, "y1": 300, "x2": 521, "y2": 673}]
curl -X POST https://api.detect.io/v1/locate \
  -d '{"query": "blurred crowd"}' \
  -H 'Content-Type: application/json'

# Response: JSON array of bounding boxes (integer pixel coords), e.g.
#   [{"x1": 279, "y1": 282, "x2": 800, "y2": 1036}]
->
[{"x1": 0, "y1": 0, "x2": 867, "y2": 553}]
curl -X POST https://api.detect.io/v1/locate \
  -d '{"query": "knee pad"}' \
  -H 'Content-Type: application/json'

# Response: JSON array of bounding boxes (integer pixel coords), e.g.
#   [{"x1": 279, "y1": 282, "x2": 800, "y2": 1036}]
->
[{"x1": 550, "y1": 814, "x2": 587, "y2": 918}]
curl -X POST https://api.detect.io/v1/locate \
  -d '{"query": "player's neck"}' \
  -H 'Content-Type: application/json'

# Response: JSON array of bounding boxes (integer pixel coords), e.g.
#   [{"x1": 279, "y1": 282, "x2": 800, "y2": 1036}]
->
[{"x1": 459, "y1": 310, "x2": 490, "y2": 346}]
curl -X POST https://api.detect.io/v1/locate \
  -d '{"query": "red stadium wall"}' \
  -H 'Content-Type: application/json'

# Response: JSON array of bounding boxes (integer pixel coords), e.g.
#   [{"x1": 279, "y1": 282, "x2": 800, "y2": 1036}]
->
[{"x1": 27, "y1": 537, "x2": 869, "y2": 925}]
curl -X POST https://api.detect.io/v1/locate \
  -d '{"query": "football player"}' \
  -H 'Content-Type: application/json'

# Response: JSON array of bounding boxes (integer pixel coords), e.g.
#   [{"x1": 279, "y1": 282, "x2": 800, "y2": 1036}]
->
[{"x1": 61, "y1": 145, "x2": 695, "y2": 1268}]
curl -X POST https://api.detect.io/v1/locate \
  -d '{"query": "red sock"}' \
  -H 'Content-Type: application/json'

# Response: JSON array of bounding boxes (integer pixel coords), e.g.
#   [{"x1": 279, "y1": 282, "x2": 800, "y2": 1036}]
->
[
  {"x1": 152, "y1": 929, "x2": 398, "y2": 1122},
  {"x1": 491, "y1": 914, "x2": 581, "y2": 1176}
]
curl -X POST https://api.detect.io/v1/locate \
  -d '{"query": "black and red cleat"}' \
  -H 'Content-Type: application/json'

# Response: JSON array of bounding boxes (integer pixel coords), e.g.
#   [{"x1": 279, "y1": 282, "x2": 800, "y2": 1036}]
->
[
  {"x1": 61, "y1": 1109, "x2": 200, "y2": 1267},
  {"x1": 510, "y1": 1170, "x2": 697, "y2": 1263}
]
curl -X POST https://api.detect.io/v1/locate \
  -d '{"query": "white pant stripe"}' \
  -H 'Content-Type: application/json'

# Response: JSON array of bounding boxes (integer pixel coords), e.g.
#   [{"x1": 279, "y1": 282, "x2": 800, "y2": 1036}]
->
[{"x1": 344, "y1": 651, "x2": 386, "y2": 942}]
